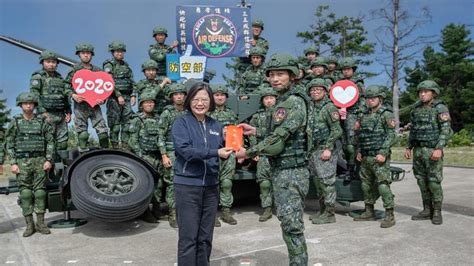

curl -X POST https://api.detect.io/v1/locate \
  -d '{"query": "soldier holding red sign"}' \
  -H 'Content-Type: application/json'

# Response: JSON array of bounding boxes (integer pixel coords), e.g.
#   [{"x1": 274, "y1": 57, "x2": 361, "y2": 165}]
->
[{"x1": 65, "y1": 43, "x2": 109, "y2": 152}]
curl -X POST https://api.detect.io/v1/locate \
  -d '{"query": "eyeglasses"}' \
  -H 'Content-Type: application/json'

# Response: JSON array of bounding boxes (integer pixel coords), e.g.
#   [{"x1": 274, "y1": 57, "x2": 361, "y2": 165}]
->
[{"x1": 191, "y1": 98, "x2": 210, "y2": 104}]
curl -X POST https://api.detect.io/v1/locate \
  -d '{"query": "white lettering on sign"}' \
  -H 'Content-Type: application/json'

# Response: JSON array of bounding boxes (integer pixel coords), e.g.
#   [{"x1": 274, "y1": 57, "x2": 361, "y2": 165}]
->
[{"x1": 74, "y1": 78, "x2": 114, "y2": 95}]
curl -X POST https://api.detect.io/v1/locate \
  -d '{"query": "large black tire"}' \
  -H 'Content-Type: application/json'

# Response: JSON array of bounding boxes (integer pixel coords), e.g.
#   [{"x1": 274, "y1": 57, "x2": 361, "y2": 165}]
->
[{"x1": 70, "y1": 153, "x2": 155, "y2": 222}]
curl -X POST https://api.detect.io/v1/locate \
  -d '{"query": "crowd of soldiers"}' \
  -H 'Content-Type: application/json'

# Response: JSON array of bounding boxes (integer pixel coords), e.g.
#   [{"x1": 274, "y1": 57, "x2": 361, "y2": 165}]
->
[{"x1": 1, "y1": 18, "x2": 453, "y2": 265}]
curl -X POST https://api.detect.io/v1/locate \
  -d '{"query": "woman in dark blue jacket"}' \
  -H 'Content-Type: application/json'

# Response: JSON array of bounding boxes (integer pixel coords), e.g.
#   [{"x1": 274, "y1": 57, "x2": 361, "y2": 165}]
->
[{"x1": 172, "y1": 81, "x2": 233, "y2": 266}]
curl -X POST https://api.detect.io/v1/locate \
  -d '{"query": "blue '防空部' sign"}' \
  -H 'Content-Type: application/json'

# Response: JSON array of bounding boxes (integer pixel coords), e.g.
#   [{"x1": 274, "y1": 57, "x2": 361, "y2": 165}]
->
[{"x1": 176, "y1": 5, "x2": 252, "y2": 58}]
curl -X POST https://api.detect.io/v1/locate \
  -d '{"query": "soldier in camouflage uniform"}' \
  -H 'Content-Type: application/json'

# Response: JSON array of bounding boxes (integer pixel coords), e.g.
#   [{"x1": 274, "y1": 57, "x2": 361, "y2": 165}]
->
[
  {"x1": 236, "y1": 19, "x2": 270, "y2": 77},
  {"x1": 405, "y1": 80, "x2": 453, "y2": 225},
  {"x1": 149, "y1": 26, "x2": 178, "y2": 76},
  {"x1": 65, "y1": 43, "x2": 109, "y2": 151},
  {"x1": 30, "y1": 51, "x2": 71, "y2": 153},
  {"x1": 306, "y1": 79, "x2": 343, "y2": 225},
  {"x1": 353, "y1": 85, "x2": 397, "y2": 228},
  {"x1": 5, "y1": 92, "x2": 54, "y2": 237},
  {"x1": 158, "y1": 83, "x2": 187, "y2": 228},
  {"x1": 304, "y1": 57, "x2": 335, "y2": 88},
  {"x1": 128, "y1": 92, "x2": 162, "y2": 223},
  {"x1": 337, "y1": 57, "x2": 366, "y2": 180},
  {"x1": 237, "y1": 53, "x2": 310, "y2": 265},
  {"x1": 326, "y1": 55, "x2": 340, "y2": 81},
  {"x1": 209, "y1": 84, "x2": 239, "y2": 225},
  {"x1": 299, "y1": 45, "x2": 319, "y2": 74},
  {"x1": 135, "y1": 59, "x2": 172, "y2": 116},
  {"x1": 103, "y1": 41, "x2": 136, "y2": 149},
  {"x1": 248, "y1": 86, "x2": 278, "y2": 222},
  {"x1": 239, "y1": 46, "x2": 269, "y2": 94}
]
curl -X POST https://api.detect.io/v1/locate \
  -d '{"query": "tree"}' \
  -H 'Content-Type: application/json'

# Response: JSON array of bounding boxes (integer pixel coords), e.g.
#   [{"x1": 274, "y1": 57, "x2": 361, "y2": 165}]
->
[
  {"x1": 296, "y1": 5, "x2": 375, "y2": 66},
  {"x1": 402, "y1": 24, "x2": 474, "y2": 131},
  {"x1": 0, "y1": 93, "x2": 11, "y2": 131},
  {"x1": 371, "y1": 0, "x2": 437, "y2": 131}
]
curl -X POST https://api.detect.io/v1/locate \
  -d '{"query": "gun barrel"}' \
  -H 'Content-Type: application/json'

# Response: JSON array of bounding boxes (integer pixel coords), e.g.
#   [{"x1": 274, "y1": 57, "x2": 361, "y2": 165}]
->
[{"x1": 0, "y1": 35, "x2": 78, "y2": 67}]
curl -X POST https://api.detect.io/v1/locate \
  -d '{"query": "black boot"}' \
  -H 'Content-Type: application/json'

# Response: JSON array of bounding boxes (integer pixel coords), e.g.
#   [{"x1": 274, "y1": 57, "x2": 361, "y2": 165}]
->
[
  {"x1": 380, "y1": 208, "x2": 395, "y2": 228},
  {"x1": 35, "y1": 213, "x2": 51, "y2": 234},
  {"x1": 353, "y1": 204, "x2": 376, "y2": 221},
  {"x1": 411, "y1": 200, "x2": 432, "y2": 221},
  {"x1": 432, "y1": 202, "x2": 443, "y2": 225},
  {"x1": 23, "y1": 215, "x2": 35, "y2": 237}
]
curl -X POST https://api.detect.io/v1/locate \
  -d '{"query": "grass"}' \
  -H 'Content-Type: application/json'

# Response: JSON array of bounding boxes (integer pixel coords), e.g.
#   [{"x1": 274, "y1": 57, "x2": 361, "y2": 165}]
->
[{"x1": 391, "y1": 146, "x2": 474, "y2": 167}]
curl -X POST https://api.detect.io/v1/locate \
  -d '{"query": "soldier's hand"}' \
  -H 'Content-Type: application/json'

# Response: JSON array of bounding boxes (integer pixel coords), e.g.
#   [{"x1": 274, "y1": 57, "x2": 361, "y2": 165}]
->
[
  {"x1": 356, "y1": 153, "x2": 363, "y2": 162},
  {"x1": 65, "y1": 113, "x2": 72, "y2": 123},
  {"x1": 237, "y1": 123, "x2": 256, "y2": 136},
  {"x1": 172, "y1": 40, "x2": 179, "y2": 49},
  {"x1": 237, "y1": 158, "x2": 245, "y2": 164},
  {"x1": 321, "y1": 149, "x2": 332, "y2": 161},
  {"x1": 375, "y1": 154, "x2": 386, "y2": 164},
  {"x1": 96, "y1": 99, "x2": 105, "y2": 105},
  {"x1": 131, "y1": 96, "x2": 136, "y2": 106},
  {"x1": 118, "y1": 96, "x2": 125, "y2": 105},
  {"x1": 404, "y1": 148, "x2": 412, "y2": 159},
  {"x1": 11, "y1": 164, "x2": 20, "y2": 174},
  {"x1": 430, "y1": 149, "x2": 443, "y2": 161},
  {"x1": 353, "y1": 120, "x2": 361, "y2": 130},
  {"x1": 339, "y1": 109, "x2": 347, "y2": 120},
  {"x1": 218, "y1": 148, "x2": 233, "y2": 159},
  {"x1": 250, "y1": 39, "x2": 256, "y2": 46},
  {"x1": 234, "y1": 147, "x2": 248, "y2": 160},
  {"x1": 253, "y1": 156, "x2": 260, "y2": 162},
  {"x1": 43, "y1": 161, "x2": 52, "y2": 171},
  {"x1": 162, "y1": 155, "x2": 172, "y2": 168},
  {"x1": 161, "y1": 78, "x2": 172, "y2": 87},
  {"x1": 72, "y1": 94, "x2": 85, "y2": 103}
]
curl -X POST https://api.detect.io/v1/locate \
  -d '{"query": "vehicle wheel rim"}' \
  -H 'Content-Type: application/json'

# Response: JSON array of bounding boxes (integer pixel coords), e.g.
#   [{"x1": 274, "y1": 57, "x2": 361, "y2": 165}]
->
[{"x1": 88, "y1": 166, "x2": 137, "y2": 196}]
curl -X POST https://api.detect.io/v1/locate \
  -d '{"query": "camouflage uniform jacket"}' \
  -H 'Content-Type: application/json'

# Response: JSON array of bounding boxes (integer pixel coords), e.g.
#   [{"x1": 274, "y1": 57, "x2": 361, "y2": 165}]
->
[
  {"x1": 157, "y1": 105, "x2": 187, "y2": 154},
  {"x1": 129, "y1": 112, "x2": 160, "y2": 156},
  {"x1": 249, "y1": 107, "x2": 274, "y2": 146},
  {"x1": 306, "y1": 96, "x2": 342, "y2": 152},
  {"x1": 239, "y1": 65, "x2": 268, "y2": 94},
  {"x1": 209, "y1": 106, "x2": 238, "y2": 128},
  {"x1": 148, "y1": 43, "x2": 175, "y2": 75},
  {"x1": 65, "y1": 64, "x2": 102, "y2": 98},
  {"x1": 30, "y1": 69, "x2": 71, "y2": 114},
  {"x1": 337, "y1": 74, "x2": 366, "y2": 116},
  {"x1": 408, "y1": 100, "x2": 453, "y2": 149},
  {"x1": 254, "y1": 37, "x2": 269, "y2": 52},
  {"x1": 103, "y1": 58, "x2": 136, "y2": 98},
  {"x1": 136, "y1": 78, "x2": 169, "y2": 115},
  {"x1": 357, "y1": 106, "x2": 397, "y2": 157},
  {"x1": 5, "y1": 114, "x2": 54, "y2": 164}
]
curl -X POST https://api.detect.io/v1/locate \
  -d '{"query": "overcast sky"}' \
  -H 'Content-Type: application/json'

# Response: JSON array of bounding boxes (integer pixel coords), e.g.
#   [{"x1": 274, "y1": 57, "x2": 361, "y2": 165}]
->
[{"x1": 1, "y1": 0, "x2": 473, "y2": 115}]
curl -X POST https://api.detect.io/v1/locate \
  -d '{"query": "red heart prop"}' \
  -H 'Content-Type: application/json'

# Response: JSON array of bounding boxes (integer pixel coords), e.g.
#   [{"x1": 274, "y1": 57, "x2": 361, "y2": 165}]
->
[
  {"x1": 329, "y1": 80, "x2": 360, "y2": 108},
  {"x1": 71, "y1": 69, "x2": 115, "y2": 107}
]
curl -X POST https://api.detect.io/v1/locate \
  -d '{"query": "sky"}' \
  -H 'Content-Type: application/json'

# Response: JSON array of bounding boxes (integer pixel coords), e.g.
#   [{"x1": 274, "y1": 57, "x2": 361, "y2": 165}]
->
[{"x1": 1, "y1": 0, "x2": 473, "y2": 115}]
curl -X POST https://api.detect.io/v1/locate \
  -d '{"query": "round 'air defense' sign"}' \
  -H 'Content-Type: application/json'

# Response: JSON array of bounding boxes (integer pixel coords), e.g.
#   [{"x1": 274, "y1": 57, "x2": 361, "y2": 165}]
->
[{"x1": 192, "y1": 14, "x2": 237, "y2": 58}]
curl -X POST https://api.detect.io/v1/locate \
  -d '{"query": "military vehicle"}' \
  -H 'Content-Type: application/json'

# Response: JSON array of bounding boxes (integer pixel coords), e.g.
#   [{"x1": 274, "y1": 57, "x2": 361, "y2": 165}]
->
[{"x1": 0, "y1": 35, "x2": 405, "y2": 226}]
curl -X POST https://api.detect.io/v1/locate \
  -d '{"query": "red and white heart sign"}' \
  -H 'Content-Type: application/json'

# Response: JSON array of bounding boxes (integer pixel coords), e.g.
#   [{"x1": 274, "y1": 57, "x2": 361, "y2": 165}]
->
[
  {"x1": 329, "y1": 80, "x2": 360, "y2": 108},
  {"x1": 72, "y1": 69, "x2": 115, "y2": 107}
]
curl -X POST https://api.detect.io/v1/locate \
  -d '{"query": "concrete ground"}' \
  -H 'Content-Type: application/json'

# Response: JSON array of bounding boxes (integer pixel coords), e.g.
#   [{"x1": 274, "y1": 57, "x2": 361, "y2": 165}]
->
[{"x1": 0, "y1": 164, "x2": 473, "y2": 265}]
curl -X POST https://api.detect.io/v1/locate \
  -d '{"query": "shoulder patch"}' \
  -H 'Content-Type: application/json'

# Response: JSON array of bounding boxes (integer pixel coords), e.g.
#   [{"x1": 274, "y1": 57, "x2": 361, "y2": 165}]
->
[
  {"x1": 104, "y1": 67, "x2": 112, "y2": 73},
  {"x1": 273, "y1": 107, "x2": 287, "y2": 123},
  {"x1": 439, "y1": 112, "x2": 451, "y2": 122},
  {"x1": 331, "y1": 111, "x2": 340, "y2": 121},
  {"x1": 31, "y1": 79, "x2": 40, "y2": 86}
]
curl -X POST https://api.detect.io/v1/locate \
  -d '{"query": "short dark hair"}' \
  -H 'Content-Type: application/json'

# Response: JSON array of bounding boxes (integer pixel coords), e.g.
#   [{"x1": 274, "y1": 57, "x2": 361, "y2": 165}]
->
[{"x1": 184, "y1": 82, "x2": 216, "y2": 112}]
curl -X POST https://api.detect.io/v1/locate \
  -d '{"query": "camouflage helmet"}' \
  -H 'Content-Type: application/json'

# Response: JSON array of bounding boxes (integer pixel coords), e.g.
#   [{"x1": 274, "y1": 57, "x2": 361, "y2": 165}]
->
[
  {"x1": 265, "y1": 53, "x2": 299, "y2": 77},
  {"x1": 141, "y1": 59, "x2": 159, "y2": 71},
  {"x1": 365, "y1": 85, "x2": 387, "y2": 99},
  {"x1": 339, "y1": 57, "x2": 357, "y2": 71},
  {"x1": 417, "y1": 80, "x2": 440, "y2": 95},
  {"x1": 167, "y1": 83, "x2": 187, "y2": 99},
  {"x1": 211, "y1": 84, "x2": 228, "y2": 96},
  {"x1": 16, "y1": 92, "x2": 38, "y2": 106},
  {"x1": 153, "y1": 26, "x2": 168, "y2": 37},
  {"x1": 75, "y1": 43, "x2": 95, "y2": 55},
  {"x1": 249, "y1": 46, "x2": 266, "y2": 58},
  {"x1": 139, "y1": 91, "x2": 156, "y2": 105},
  {"x1": 326, "y1": 55, "x2": 338, "y2": 65},
  {"x1": 259, "y1": 86, "x2": 278, "y2": 100},
  {"x1": 310, "y1": 57, "x2": 328, "y2": 69},
  {"x1": 252, "y1": 19, "x2": 264, "y2": 30},
  {"x1": 306, "y1": 78, "x2": 328, "y2": 92},
  {"x1": 39, "y1": 50, "x2": 58, "y2": 63},
  {"x1": 304, "y1": 45, "x2": 319, "y2": 56},
  {"x1": 108, "y1": 41, "x2": 126, "y2": 52}
]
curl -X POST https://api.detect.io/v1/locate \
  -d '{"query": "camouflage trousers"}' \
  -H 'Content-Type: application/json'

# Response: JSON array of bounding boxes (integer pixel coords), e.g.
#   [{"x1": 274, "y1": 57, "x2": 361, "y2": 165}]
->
[
  {"x1": 359, "y1": 156, "x2": 394, "y2": 209},
  {"x1": 73, "y1": 102, "x2": 108, "y2": 134},
  {"x1": 342, "y1": 113, "x2": 357, "y2": 165},
  {"x1": 142, "y1": 153, "x2": 164, "y2": 207},
  {"x1": 413, "y1": 147, "x2": 444, "y2": 203},
  {"x1": 308, "y1": 149, "x2": 338, "y2": 206},
  {"x1": 15, "y1": 157, "x2": 47, "y2": 216},
  {"x1": 256, "y1": 156, "x2": 273, "y2": 209},
  {"x1": 273, "y1": 166, "x2": 309, "y2": 265},
  {"x1": 44, "y1": 111, "x2": 68, "y2": 149},
  {"x1": 219, "y1": 152, "x2": 236, "y2": 208},
  {"x1": 106, "y1": 95, "x2": 134, "y2": 146},
  {"x1": 162, "y1": 151, "x2": 176, "y2": 209}
]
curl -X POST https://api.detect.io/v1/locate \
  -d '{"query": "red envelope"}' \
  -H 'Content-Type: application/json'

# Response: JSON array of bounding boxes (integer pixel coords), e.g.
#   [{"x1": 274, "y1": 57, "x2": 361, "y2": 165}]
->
[{"x1": 225, "y1": 125, "x2": 243, "y2": 151}]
